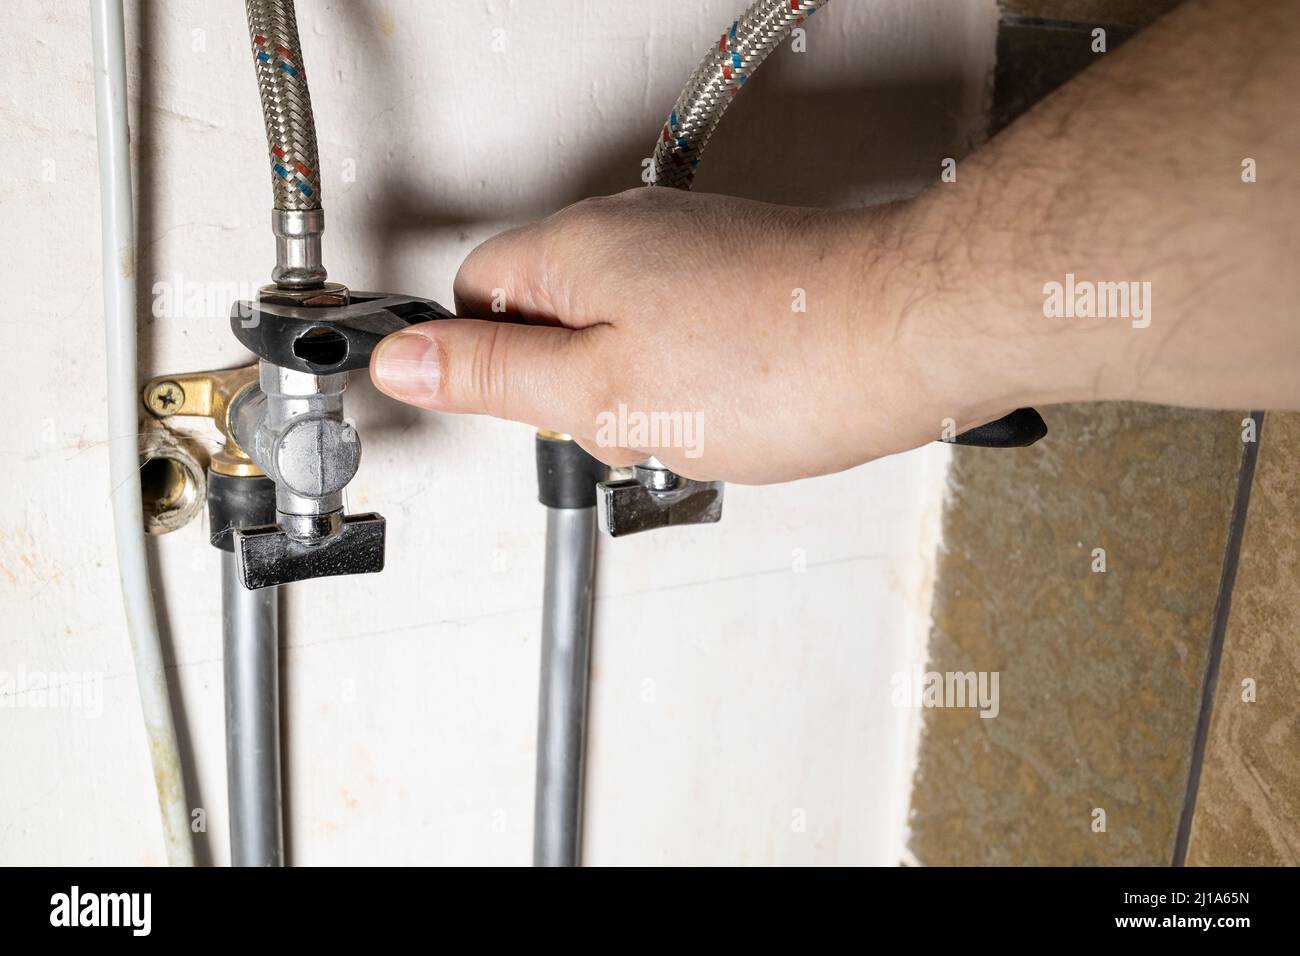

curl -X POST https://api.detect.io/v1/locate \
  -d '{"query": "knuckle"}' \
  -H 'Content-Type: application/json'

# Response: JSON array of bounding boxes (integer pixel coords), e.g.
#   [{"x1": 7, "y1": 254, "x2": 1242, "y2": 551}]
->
[
  {"x1": 468, "y1": 322, "x2": 510, "y2": 419},
  {"x1": 558, "y1": 193, "x2": 628, "y2": 231}
]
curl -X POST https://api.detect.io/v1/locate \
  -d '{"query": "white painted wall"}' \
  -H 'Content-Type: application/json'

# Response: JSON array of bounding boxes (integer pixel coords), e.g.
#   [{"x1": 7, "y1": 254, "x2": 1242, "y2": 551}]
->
[{"x1": 0, "y1": 0, "x2": 993, "y2": 865}]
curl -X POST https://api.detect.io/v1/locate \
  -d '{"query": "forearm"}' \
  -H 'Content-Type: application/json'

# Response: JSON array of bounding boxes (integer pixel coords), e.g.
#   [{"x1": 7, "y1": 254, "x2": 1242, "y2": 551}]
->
[{"x1": 884, "y1": 0, "x2": 1300, "y2": 424}]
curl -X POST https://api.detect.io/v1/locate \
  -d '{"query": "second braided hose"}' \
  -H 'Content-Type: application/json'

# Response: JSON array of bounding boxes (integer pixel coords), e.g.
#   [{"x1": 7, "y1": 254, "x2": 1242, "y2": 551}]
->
[{"x1": 652, "y1": 0, "x2": 830, "y2": 190}]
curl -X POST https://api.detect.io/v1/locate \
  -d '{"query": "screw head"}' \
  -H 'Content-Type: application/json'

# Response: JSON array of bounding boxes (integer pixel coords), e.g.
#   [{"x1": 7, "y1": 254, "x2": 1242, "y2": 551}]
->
[{"x1": 146, "y1": 381, "x2": 185, "y2": 416}]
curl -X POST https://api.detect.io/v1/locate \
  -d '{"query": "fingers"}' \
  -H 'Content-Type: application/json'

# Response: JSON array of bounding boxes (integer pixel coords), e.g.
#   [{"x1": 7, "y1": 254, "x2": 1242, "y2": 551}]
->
[
  {"x1": 453, "y1": 222, "x2": 557, "y2": 321},
  {"x1": 370, "y1": 319, "x2": 595, "y2": 432},
  {"x1": 387, "y1": 193, "x2": 686, "y2": 455},
  {"x1": 453, "y1": 195, "x2": 645, "y2": 330},
  {"x1": 369, "y1": 319, "x2": 660, "y2": 468},
  {"x1": 574, "y1": 437, "x2": 646, "y2": 471}
]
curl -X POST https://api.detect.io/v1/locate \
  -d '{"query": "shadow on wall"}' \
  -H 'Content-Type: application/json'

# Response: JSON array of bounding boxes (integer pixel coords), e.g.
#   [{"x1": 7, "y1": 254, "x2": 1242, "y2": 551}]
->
[
  {"x1": 696, "y1": 73, "x2": 982, "y2": 207},
  {"x1": 333, "y1": 0, "x2": 986, "y2": 293},
  {"x1": 354, "y1": 73, "x2": 979, "y2": 250}
]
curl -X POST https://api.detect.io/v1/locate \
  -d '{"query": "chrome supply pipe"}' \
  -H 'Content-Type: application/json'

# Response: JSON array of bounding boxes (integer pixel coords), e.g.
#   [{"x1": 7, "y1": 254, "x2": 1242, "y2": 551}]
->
[
  {"x1": 534, "y1": 507, "x2": 598, "y2": 866},
  {"x1": 533, "y1": 434, "x2": 605, "y2": 866},
  {"x1": 222, "y1": 551, "x2": 284, "y2": 866}
]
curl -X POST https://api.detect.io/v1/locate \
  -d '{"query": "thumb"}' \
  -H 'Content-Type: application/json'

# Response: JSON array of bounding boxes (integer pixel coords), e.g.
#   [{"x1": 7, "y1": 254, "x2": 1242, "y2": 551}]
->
[{"x1": 369, "y1": 319, "x2": 594, "y2": 432}]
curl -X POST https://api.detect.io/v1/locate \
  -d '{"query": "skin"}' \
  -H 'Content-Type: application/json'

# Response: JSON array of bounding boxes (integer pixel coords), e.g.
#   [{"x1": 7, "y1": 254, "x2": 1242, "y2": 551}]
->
[{"x1": 370, "y1": 0, "x2": 1299, "y2": 485}]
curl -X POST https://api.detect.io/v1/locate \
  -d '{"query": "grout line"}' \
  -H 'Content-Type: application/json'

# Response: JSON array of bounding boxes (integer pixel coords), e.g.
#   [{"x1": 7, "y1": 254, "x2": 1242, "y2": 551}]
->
[
  {"x1": 1171, "y1": 411, "x2": 1265, "y2": 866},
  {"x1": 999, "y1": 14, "x2": 1133, "y2": 34}
]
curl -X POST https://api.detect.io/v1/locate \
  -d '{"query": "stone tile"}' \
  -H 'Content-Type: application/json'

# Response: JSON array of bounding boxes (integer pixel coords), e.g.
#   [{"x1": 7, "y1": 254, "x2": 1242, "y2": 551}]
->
[
  {"x1": 1186, "y1": 413, "x2": 1300, "y2": 865},
  {"x1": 990, "y1": 1, "x2": 1186, "y2": 133},
  {"x1": 907, "y1": 403, "x2": 1242, "y2": 865},
  {"x1": 992, "y1": 20, "x2": 1134, "y2": 134}
]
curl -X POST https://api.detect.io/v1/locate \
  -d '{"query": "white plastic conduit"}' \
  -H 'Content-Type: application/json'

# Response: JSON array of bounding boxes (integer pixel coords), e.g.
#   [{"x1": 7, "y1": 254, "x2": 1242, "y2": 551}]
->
[{"x1": 89, "y1": 0, "x2": 194, "y2": 866}]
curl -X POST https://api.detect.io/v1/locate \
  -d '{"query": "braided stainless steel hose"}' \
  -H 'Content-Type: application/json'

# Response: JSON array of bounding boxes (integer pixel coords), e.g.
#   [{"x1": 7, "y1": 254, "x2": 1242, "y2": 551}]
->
[
  {"x1": 652, "y1": 0, "x2": 830, "y2": 190},
  {"x1": 245, "y1": 0, "x2": 327, "y2": 287}
]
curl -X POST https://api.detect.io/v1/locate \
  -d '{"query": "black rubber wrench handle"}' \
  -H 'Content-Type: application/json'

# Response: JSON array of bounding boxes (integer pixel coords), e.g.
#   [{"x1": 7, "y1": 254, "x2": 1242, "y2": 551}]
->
[{"x1": 951, "y1": 408, "x2": 1047, "y2": 447}]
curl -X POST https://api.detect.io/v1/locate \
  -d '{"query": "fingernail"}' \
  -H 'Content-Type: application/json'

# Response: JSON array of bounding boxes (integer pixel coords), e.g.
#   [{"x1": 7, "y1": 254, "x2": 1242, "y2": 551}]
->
[{"x1": 371, "y1": 331, "x2": 442, "y2": 405}]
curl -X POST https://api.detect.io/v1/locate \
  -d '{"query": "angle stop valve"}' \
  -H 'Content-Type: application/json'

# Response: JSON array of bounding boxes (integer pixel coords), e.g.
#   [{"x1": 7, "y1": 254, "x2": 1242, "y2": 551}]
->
[{"x1": 225, "y1": 282, "x2": 454, "y2": 589}]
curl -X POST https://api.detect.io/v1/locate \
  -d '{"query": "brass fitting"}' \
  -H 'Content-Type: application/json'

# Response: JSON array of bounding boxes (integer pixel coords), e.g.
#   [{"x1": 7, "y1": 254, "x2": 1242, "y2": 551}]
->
[{"x1": 142, "y1": 364, "x2": 263, "y2": 477}]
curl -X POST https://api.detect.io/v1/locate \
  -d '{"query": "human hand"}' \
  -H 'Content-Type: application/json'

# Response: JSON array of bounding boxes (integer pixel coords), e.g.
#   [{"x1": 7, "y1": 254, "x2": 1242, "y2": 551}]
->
[{"x1": 368, "y1": 187, "x2": 1014, "y2": 484}]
